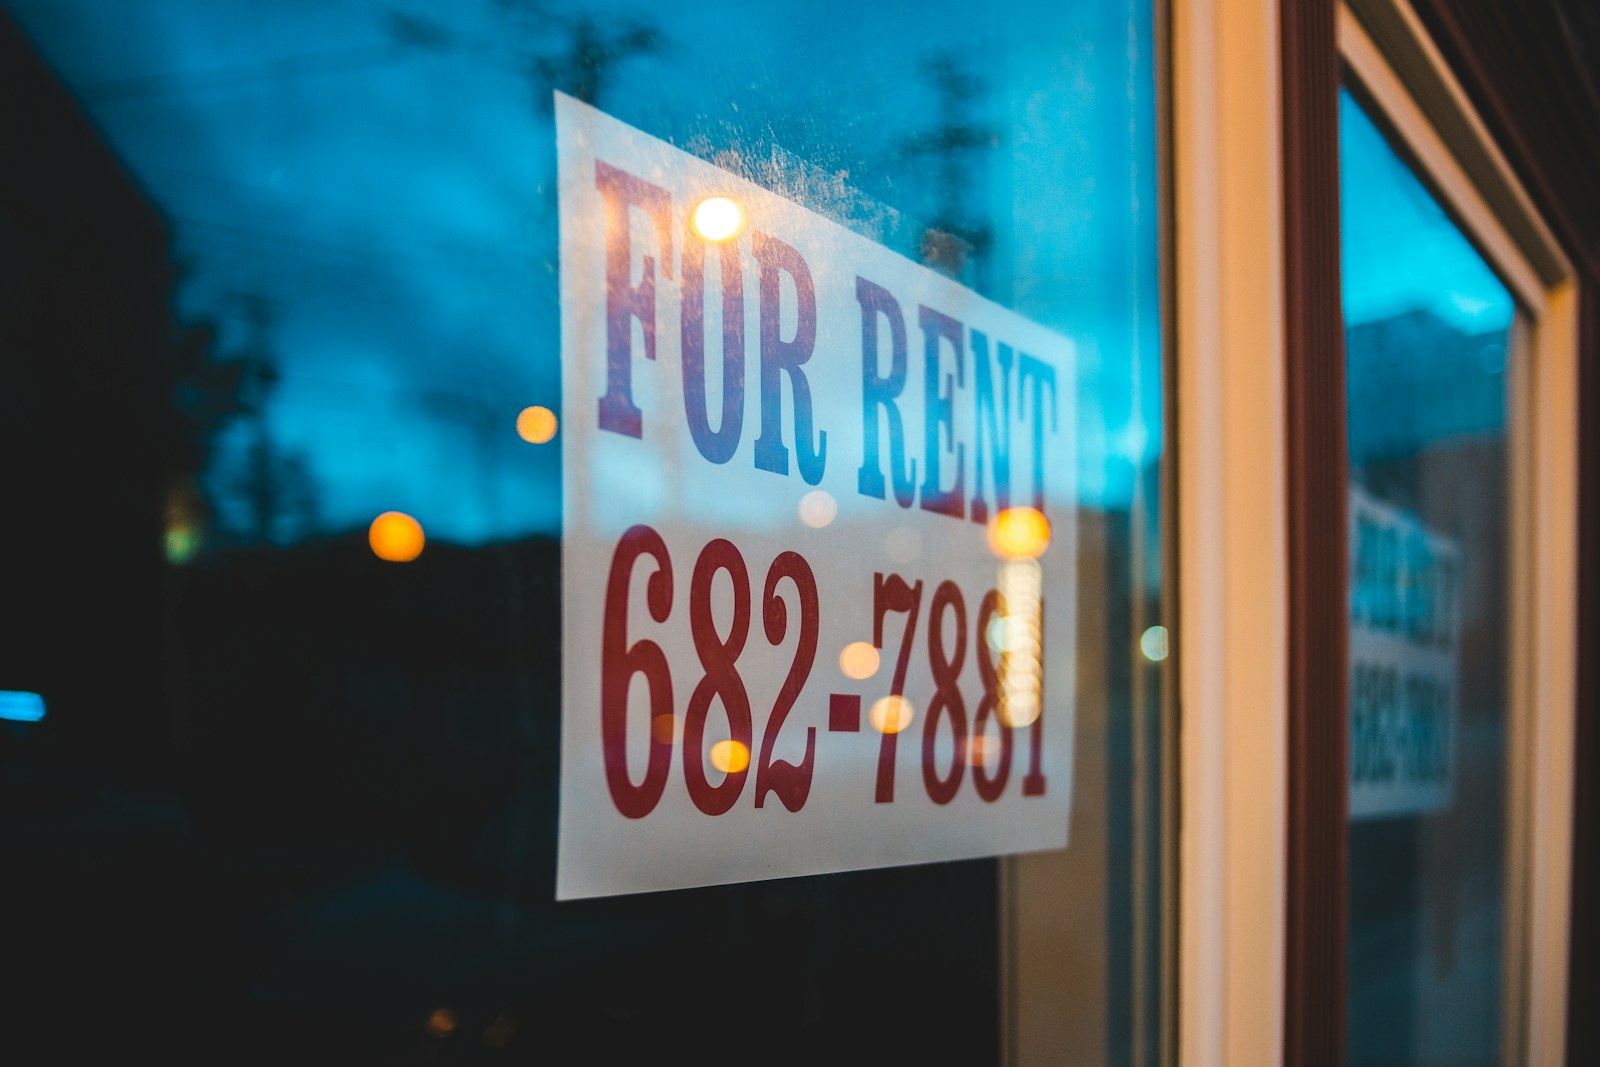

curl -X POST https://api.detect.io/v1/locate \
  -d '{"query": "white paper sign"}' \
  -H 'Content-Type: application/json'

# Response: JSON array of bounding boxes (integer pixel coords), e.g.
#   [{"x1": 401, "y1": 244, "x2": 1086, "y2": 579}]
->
[
  {"x1": 1348, "y1": 487, "x2": 1461, "y2": 820},
  {"x1": 556, "y1": 93, "x2": 1076, "y2": 899}
]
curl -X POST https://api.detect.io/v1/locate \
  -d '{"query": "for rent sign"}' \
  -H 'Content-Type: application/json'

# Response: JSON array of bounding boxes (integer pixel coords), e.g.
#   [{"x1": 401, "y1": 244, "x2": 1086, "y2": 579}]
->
[
  {"x1": 1348, "y1": 487, "x2": 1461, "y2": 821},
  {"x1": 556, "y1": 94, "x2": 1076, "y2": 899}
]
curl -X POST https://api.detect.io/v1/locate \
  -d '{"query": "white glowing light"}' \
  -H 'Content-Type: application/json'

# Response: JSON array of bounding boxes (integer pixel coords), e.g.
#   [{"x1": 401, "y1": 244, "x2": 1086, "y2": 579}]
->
[
  {"x1": 798, "y1": 489, "x2": 837, "y2": 528},
  {"x1": 692, "y1": 196, "x2": 744, "y2": 241},
  {"x1": 986, "y1": 616, "x2": 1011, "y2": 654},
  {"x1": 838, "y1": 641, "x2": 880, "y2": 680},
  {"x1": 997, "y1": 558, "x2": 1045, "y2": 727},
  {"x1": 1001, "y1": 691, "x2": 1041, "y2": 728},
  {"x1": 1140, "y1": 625, "x2": 1170, "y2": 662}
]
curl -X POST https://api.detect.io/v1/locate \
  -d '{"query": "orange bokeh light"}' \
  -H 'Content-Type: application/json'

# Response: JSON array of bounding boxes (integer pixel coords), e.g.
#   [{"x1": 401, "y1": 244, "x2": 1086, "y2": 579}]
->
[
  {"x1": 709, "y1": 739, "x2": 750, "y2": 774},
  {"x1": 369, "y1": 511, "x2": 425, "y2": 562},
  {"x1": 987, "y1": 506, "x2": 1052, "y2": 559},
  {"x1": 652, "y1": 714, "x2": 677, "y2": 745},
  {"x1": 516, "y1": 405, "x2": 559, "y2": 444},
  {"x1": 869, "y1": 695, "x2": 914, "y2": 734}
]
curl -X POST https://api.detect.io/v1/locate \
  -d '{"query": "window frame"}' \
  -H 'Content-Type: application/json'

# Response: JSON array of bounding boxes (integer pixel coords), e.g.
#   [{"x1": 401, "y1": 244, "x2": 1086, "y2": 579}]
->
[
  {"x1": 1171, "y1": 0, "x2": 1580, "y2": 1063},
  {"x1": 1338, "y1": 4, "x2": 1579, "y2": 1062},
  {"x1": 1172, "y1": 0, "x2": 1291, "y2": 1062}
]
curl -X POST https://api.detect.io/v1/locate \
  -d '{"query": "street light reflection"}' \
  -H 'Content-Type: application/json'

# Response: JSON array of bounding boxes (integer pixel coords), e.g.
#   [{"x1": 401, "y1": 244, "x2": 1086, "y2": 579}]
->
[
  {"x1": 869, "y1": 695, "x2": 914, "y2": 734},
  {"x1": 798, "y1": 489, "x2": 837, "y2": 528},
  {"x1": 988, "y1": 614, "x2": 1034, "y2": 654},
  {"x1": 838, "y1": 641, "x2": 880, "y2": 680},
  {"x1": 709, "y1": 738, "x2": 750, "y2": 774},
  {"x1": 691, "y1": 196, "x2": 744, "y2": 241},
  {"x1": 996, "y1": 557, "x2": 1043, "y2": 728},
  {"x1": 164, "y1": 482, "x2": 203, "y2": 564},
  {"x1": 516, "y1": 405, "x2": 559, "y2": 444},
  {"x1": 652, "y1": 713, "x2": 678, "y2": 745},
  {"x1": 369, "y1": 511, "x2": 425, "y2": 562},
  {"x1": 987, "y1": 506, "x2": 1051, "y2": 560},
  {"x1": 164, "y1": 523, "x2": 200, "y2": 565}
]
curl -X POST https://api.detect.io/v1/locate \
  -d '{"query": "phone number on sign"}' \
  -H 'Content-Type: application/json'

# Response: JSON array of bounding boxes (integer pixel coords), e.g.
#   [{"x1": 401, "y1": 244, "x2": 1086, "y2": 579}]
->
[{"x1": 600, "y1": 524, "x2": 1048, "y2": 819}]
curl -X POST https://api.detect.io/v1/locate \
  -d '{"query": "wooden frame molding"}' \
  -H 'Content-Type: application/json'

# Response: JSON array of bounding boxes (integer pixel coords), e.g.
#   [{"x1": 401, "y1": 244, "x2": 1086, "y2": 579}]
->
[{"x1": 1279, "y1": 0, "x2": 1349, "y2": 1062}]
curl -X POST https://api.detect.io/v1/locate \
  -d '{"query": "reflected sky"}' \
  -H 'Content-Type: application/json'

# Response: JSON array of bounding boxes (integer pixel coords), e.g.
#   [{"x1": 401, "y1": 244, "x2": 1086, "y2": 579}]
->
[
  {"x1": 1340, "y1": 82, "x2": 1513, "y2": 1067},
  {"x1": 1340, "y1": 88, "x2": 1513, "y2": 465},
  {"x1": 10, "y1": 0, "x2": 1162, "y2": 543},
  {"x1": 1340, "y1": 88, "x2": 1515, "y2": 333}
]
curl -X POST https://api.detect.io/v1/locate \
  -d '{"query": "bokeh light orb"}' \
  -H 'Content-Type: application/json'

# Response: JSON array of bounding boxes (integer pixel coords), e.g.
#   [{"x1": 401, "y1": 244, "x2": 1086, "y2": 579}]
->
[
  {"x1": 692, "y1": 196, "x2": 744, "y2": 242},
  {"x1": 838, "y1": 641, "x2": 880, "y2": 680},
  {"x1": 165, "y1": 524, "x2": 200, "y2": 565},
  {"x1": 999, "y1": 692, "x2": 1042, "y2": 729},
  {"x1": 1140, "y1": 624, "x2": 1170, "y2": 663},
  {"x1": 869, "y1": 695, "x2": 914, "y2": 734},
  {"x1": 369, "y1": 511, "x2": 425, "y2": 562},
  {"x1": 516, "y1": 405, "x2": 558, "y2": 444},
  {"x1": 709, "y1": 739, "x2": 751, "y2": 774},
  {"x1": 986, "y1": 615, "x2": 1014, "y2": 654},
  {"x1": 652, "y1": 713, "x2": 678, "y2": 745},
  {"x1": 988, "y1": 506, "x2": 1052, "y2": 559},
  {"x1": 798, "y1": 489, "x2": 838, "y2": 528}
]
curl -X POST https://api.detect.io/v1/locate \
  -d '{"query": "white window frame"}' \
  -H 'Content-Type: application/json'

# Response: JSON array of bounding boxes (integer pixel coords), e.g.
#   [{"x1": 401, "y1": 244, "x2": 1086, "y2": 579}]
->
[
  {"x1": 1171, "y1": 0, "x2": 1579, "y2": 1063},
  {"x1": 1340, "y1": 4, "x2": 1578, "y2": 1064},
  {"x1": 1172, "y1": 0, "x2": 1289, "y2": 1062}
]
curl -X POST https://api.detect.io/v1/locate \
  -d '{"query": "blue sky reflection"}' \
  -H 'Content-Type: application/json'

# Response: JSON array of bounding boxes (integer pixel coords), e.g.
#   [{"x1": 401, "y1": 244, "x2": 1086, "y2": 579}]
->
[
  {"x1": 1340, "y1": 89, "x2": 1514, "y2": 333},
  {"x1": 11, "y1": 0, "x2": 1162, "y2": 543}
]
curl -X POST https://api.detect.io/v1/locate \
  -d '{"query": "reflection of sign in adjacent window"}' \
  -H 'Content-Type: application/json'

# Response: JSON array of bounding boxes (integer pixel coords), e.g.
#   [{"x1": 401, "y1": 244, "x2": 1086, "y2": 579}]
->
[
  {"x1": 1348, "y1": 487, "x2": 1460, "y2": 820},
  {"x1": 555, "y1": 94, "x2": 1077, "y2": 899}
]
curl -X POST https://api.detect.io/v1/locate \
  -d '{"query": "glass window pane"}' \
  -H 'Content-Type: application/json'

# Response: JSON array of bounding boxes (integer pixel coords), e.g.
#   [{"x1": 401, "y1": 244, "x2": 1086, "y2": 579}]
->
[
  {"x1": 1341, "y1": 86, "x2": 1514, "y2": 1067},
  {"x1": 1, "y1": 2, "x2": 1164, "y2": 1061}
]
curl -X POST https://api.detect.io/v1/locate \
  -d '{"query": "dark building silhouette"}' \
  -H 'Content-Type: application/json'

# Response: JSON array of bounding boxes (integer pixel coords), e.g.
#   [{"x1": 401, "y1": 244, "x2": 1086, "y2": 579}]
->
[
  {"x1": 1346, "y1": 308, "x2": 1507, "y2": 465},
  {"x1": 0, "y1": 12, "x2": 172, "y2": 779}
]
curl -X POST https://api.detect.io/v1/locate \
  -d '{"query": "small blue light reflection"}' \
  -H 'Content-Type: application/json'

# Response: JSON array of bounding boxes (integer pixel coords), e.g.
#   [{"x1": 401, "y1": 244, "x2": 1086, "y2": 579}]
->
[{"x1": 0, "y1": 691, "x2": 46, "y2": 723}]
